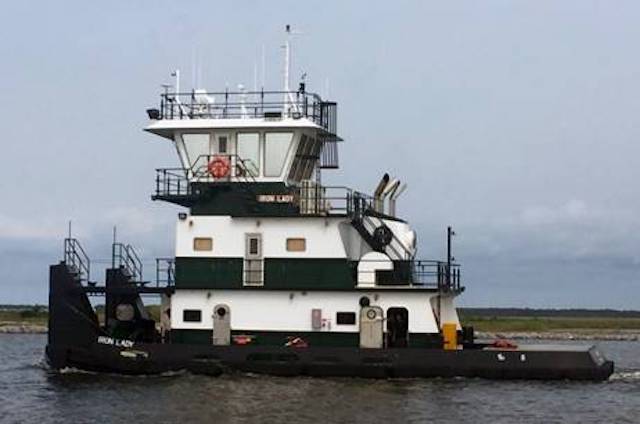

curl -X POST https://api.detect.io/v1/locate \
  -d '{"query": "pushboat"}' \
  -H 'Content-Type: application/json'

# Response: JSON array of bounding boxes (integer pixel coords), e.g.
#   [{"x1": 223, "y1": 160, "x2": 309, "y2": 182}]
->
[{"x1": 46, "y1": 29, "x2": 613, "y2": 381}]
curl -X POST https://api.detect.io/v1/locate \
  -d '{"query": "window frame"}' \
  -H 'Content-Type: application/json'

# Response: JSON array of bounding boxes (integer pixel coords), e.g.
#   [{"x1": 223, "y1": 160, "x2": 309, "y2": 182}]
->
[
  {"x1": 263, "y1": 132, "x2": 294, "y2": 177},
  {"x1": 336, "y1": 312, "x2": 357, "y2": 325},
  {"x1": 286, "y1": 237, "x2": 307, "y2": 252},
  {"x1": 183, "y1": 309, "x2": 202, "y2": 323},
  {"x1": 193, "y1": 237, "x2": 213, "y2": 251}
]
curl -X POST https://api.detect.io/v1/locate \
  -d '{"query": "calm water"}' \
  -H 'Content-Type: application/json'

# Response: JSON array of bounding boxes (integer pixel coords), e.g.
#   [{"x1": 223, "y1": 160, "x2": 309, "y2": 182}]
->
[{"x1": 1, "y1": 334, "x2": 639, "y2": 423}]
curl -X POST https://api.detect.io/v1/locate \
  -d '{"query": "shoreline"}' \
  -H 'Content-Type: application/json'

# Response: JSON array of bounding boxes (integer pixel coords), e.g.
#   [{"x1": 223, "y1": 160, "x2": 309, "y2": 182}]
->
[{"x1": 2, "y1": 323, "x2": 640, "y2": 341}]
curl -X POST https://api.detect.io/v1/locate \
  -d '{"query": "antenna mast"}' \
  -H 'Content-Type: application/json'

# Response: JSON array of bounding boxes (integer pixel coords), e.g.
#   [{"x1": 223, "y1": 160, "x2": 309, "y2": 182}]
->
[{"x1": 283, "y1": 25, "x2": 292, "y2": 115}]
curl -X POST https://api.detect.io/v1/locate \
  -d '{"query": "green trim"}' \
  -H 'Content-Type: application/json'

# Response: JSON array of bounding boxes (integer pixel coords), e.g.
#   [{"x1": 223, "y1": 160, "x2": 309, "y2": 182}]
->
[
  {"x1": 175, "y1": 257, "x2": 243, "y2": 289},
  {"x1": 155, "y1": 182, "x2": 351, "y2": 217},
  {"x1": 264, "y1": 258, "x2": 355, "y2": 289},
  {"x1": 174, "y1": 257, "x2": 357, "y2": 290},
  {"x1": 170, "y1": 329, "x2": 442, "y2": 348}
]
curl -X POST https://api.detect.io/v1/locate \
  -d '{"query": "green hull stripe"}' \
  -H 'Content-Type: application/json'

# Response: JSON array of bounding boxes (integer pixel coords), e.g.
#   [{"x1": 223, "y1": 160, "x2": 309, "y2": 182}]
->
[
  {"x1": 170, "y1": 329, "x2": 442, "y2": 348},
  {"x1": 175, "y1": 257, "x2": 355, "y2": 290},
  {"x1": 175, "y1": 257, "x2": 243, "y2": 289},
  {"x1": 264, "y1": 258, "x2": 354, "y2": 289}
]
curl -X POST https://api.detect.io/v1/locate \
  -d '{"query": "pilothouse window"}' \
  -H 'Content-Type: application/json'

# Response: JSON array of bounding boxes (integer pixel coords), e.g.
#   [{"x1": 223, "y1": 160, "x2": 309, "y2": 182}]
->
[
  {"x1": 181, "y1": 133, "x2": 210, "y2": 169},
  {"x1": 264, "y1": 132, "x2": 292, "y2": 177},
  {"x1": 237, "y1": 133, "x2": 260, "y2": 176}
]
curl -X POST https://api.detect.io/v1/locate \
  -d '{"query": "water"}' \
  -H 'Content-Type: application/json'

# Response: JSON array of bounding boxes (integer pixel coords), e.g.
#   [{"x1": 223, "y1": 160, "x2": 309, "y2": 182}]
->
[{"x1": 1, "y1": 334, "x2": 639, "y2": 423}]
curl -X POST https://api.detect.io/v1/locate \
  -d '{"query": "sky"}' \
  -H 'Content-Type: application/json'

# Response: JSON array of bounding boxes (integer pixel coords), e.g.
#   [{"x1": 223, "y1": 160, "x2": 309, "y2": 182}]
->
[{"x1": 0, "y1": 1, "x2": 639, "y2": 307}]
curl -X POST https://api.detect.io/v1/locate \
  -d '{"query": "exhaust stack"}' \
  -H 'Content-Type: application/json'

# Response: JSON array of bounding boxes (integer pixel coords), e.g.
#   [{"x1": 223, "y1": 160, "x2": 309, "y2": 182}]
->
[
  {"x1": 373, "y1": 173, "x2": 390, "y2": 212},
  {"x1": 389, "y1": 183, "x2": 407, "y2": 216},
  {"x1": 381, "y1": 179, "x2": 400, "y2": 215}
]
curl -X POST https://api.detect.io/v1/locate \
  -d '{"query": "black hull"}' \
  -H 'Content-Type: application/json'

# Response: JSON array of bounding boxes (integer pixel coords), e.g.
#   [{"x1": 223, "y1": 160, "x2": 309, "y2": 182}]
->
[
  {"x1": 46, "y1": 262, "x2": 614, "y2": 381},
  {"x1": 46, "y1": 341, "x2": 614, "y2": 381}
]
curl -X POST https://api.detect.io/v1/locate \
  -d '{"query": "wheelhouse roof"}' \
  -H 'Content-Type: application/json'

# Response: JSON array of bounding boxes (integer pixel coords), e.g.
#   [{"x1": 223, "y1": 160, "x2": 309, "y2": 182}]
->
[{"x1": 145, "y1": 117, "x2": 342, "y2": 141}]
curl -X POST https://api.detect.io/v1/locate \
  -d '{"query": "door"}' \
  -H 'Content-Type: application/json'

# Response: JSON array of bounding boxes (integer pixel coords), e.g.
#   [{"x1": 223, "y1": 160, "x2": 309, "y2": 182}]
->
[
  {"x1": 244, "y1": 233, "x2": 263, "y2": 286},
  {"x1": 359, "y1": 306, "x2": 384, "y2": 348},
  {"x1": 212, "y1": 304, "x2": 231, "y2": 346},
  {"x1": 386, "y1": 307, "x2": 409, "y2": 347}
]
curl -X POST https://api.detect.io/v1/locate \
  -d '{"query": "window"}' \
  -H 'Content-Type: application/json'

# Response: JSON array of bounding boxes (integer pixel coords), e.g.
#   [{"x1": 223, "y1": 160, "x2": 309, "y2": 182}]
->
[
  {"x1": 218, "y1": 135, "x2": 228, "y2": 153},
  {"x1": 286, "y1": 238, "x2": 306, "y2": 252},
  {"x1": 181, "y1": 133, "x2": 210, "y2": 168},
  {"x1": 249, "y1": 238, "x2": 259, "y2": 255},
  {"x1": 193, "y1": 237, "x2": 213, "y2": 251},
  {"x1": 183, "y1": 309, "x2": 202, "y2": 322},
  {"x1": 336, "y1": 312, "x2": 356, "y2": 325},
  {"x1": 264, "y1": 132, "x2": 292, "y2": 177},
  {"x1": 237, "y1": 133, "x2": 260, "y2": 176},
  {"x1": 288, "y1": 134, "x2": 321, "y2": 182}
]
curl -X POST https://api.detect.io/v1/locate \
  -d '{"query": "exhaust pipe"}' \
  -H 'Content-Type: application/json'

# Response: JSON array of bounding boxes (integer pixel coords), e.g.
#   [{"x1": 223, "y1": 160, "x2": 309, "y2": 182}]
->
[
  {"x1": 373, "y1": 173, "x2": 390, "y2": 212},
  {"x1": 388, "y1": 183, "x2": 407, "y2": 217},
  {"x1": 381, "y1": 179, "x2": 400, "y2": 215}
]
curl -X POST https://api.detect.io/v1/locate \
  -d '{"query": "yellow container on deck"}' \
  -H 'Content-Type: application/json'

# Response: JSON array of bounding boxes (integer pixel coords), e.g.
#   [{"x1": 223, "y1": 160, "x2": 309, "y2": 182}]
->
[{"x1": 442, "y1": 323, "x2": 458, "y2": 350}]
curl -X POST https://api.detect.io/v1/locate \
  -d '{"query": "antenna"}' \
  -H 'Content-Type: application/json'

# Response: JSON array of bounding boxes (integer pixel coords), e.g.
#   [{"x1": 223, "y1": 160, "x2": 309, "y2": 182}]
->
[
  {"x1": 238, "y1": 84, "x2": 248, "y2": 118},
  {"x1": 253, "y1": 62, "x2": 258, "y2": 92},
  {"x1": 112, "y1": 225, "x2": 117, "y2": 269},
  {"x1": 282, "y1": 25, "x2": 302, "y2": 116},
  {"x1": 68, "y1": 220, "x2": 72, "y2": 239},
  {"x1": 171, "y1": 69, "x2": 180, "y2": 94},
  {"x1": 171, "y1": 69, "x2": 188, "y2": 117},
  {"x1": 283, "y1": 25, "x2": 292, "y2": 113},
  {"x1": 261, "y1": 44, "x2": 266, "y2": 89}
]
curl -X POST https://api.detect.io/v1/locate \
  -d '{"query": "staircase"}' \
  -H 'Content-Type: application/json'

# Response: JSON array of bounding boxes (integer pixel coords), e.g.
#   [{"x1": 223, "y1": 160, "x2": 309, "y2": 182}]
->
[
  {"x1": 350, "y1": 197, "x2": 413, "y2": 261},
  {"x1": 112, "y1": 242, "x2": 144, "y2": 283}
]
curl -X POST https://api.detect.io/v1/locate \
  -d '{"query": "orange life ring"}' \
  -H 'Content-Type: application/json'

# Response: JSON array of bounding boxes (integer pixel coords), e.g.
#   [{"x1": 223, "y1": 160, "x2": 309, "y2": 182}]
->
[{"x1": 207, "y1": 155, "x2": 230, "y2": 178}]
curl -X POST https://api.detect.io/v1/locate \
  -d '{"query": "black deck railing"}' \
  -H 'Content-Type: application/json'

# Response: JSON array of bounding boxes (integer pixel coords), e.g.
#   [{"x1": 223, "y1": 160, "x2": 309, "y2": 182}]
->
[
  {"x1": 360, "y1": 260, "x2": 462, "y2": 291},
  {"x1": 64, "y1": 238, "x2": 90, "y2": 284},
  {"x1": 233, "y1": 259, "x2": 461, "y2": 291},
  {"x1": 155, "y1": 258, "x2": 175, "y2": 288},
  {"x1": 152, "y1": 168, "x2": 375, "y2": 217},
  {"x1": 151, "y1": 89, "x2": 338, "y2": 138}
]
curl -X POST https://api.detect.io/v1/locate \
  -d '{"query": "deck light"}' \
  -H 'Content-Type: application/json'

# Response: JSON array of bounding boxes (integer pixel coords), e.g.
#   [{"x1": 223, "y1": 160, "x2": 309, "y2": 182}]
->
[
  {"x1": 146, "y1": 108, "x2": 161, "y2": 120},
  {"x1": 178, "y1": 213, "x2": 187, "y2": 220}
]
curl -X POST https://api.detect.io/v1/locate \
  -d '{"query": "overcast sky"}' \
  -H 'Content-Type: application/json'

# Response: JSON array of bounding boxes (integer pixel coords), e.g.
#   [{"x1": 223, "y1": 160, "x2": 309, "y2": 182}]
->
[{"x1": 1, "y1": 1, "x2": 639, "y2": 307}]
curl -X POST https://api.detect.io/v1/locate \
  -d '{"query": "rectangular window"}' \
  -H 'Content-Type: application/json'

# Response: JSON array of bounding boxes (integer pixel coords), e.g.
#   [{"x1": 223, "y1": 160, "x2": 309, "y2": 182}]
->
[
  {"x1": 336, "y1": 312, "x2": 356, "y2": 325},
  {"x1": 237, "y1": 133, "x2": 260, "y2": 176},
  {"x1": 218, "y1": 135, "x2": 228, "y2": 153},
  {"x1": 249, "y1": 238, "x2": 259, "y2": 255},
  {"x1": 286, "y1": 238, "x2": 306, "y2": 252},
  {"x1": 183, "y1": 309, "x2": 202, "y2": 322},
  {"x1": 264, "y1": 132, "x2": 293, "y2": 177},
  {"x1": 181, "y1": 133, "x2": 211, "y2": 169},
  {"x1": 193, "y1": 237, "x2": 213, "y2": 251}
]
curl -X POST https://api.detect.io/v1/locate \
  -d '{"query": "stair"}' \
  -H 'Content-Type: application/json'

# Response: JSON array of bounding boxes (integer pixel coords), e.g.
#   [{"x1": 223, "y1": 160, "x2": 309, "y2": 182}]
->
[{"x1": 352, "y1": 212, "x2": 413, "y2": 261}]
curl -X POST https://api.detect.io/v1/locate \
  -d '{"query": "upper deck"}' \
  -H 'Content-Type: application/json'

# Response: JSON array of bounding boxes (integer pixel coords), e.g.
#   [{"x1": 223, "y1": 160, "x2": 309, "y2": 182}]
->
[{"x1": 146, "y1": 88, "x2": 338, "y2": 140}]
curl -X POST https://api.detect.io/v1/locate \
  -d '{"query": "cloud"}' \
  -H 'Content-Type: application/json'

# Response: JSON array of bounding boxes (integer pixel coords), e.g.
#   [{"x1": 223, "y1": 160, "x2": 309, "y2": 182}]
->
[
  {"x1": 0, "y1": 214, "x2": 62, "y2": 240},
  {"x1": 454, "y1": 199, "x2": 640, "y2": 266}
]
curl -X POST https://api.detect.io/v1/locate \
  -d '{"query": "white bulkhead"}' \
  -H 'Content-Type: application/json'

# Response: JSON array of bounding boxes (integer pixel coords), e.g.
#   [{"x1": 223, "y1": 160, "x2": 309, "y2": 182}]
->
[{"x1": 170, "y1": 289, "x2": 449, "y2": 334}]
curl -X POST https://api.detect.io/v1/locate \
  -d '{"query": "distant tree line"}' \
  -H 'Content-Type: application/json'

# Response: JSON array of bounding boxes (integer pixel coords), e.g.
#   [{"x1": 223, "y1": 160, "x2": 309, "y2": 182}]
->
[{"x1": 459, "y1": 308, "x2": 640, "y2": 318}]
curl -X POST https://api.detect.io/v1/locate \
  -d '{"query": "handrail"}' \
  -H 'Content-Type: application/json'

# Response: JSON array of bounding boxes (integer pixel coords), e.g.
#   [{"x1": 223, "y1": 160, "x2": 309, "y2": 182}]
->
[
  {"x1": 360, "y1": 213, "x2": 414, "y2": 260},
  {"x1": 240, "y1": 259, "x2": 461, "y2": 291},
  {"x1": 112, "y1": 243, "x2": 143, "y2": 282},
  {"x1": 155, "y1": 258, "x2": 175, "y2": 287},
  {"x1": 64, "y1": 238, "x2": 90, "y2": 283},
  {"x1": 357, "y1": 259, "x2": 462, "y2": 291},
  {"x1": 154, "y1": 89, "x2": 337, "y2": 137}
]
